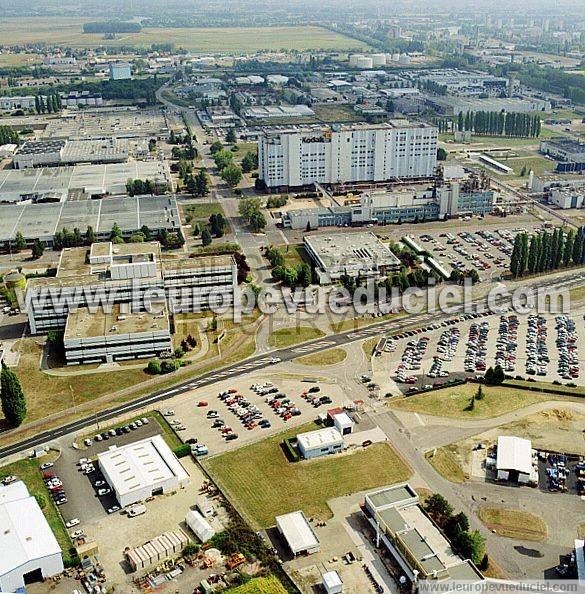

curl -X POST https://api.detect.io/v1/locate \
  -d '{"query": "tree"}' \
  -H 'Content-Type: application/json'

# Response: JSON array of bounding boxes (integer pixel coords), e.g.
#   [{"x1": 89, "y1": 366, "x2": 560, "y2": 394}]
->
[
  {"x1": 239, "y1": 197, "x2": 262, "y2": 220},
  {"x1": 201, "y1": 228, "x2": 212, "y2": 246},
  {"x1": 572, "y1": 229, "x2": 584, "y2": 265},
  {"x1": 445, "y1": 512, "x2": 470, "y2": 541},
  {"x1": 306, "y1": 221, "x2": 312, "y2": 232},
  {"x1": 226, "y1": 129, "x2": 237, "y2": 143},
  {"x1": 31, "y1": 239, "x2": 44, "y2": 259},
  {"x1": 1, "y1": 362, "x2": 26, "y2": 427},
  {"x1": 249, "y1": 211, "x2": 266, "y2": 233},
  {"x1": 424, "y1": 493, "x2": 453, "y2": 526},
  {"x1": 214, "y1": 149, "x2": 234, "y2": 171},
  {"x1": 146, "y1": 360, "x2": 162, "y2": 375},
  {"x1": 209, "y1": 141, "x2": 223, "y2": 154},
  {"x1": 493, "y1": 365, "x2": 505, "y2": 384},
  {"x1": 85, "y1": 226, "x2": 96, "y2": 245},
  {"x1": 437, "y1": 147, "x2": 448, "y2": 161},
  {"x1": 185, "y1": 174, "x2": 197, "y2": 196},
  {"x1": 475, "y1": 385, "x2": 484, "y2": 400},
  {"x1": 195, "y1": 169, "x2": 209, "y2": 197},
  {"x1": 130, "y1": 232, "x2": 146, "y2": 243},
  {"x1": 452, "y1": 529, "x2": 485, "y2": 565},
  {"x1": 241, "y1": 151, "x2": 258, "y2": 173},
  {"x1": 298, "y1": 263, "x2": 312, "y2": 287},
  {"x1": 110, "y1": 222, "x2": 123, "y2": 242},
  {"x1": 14, "y1": 231, "x2": 26, "y2": 252},
  {"x1": 221, "y1": 164, "x2": 243, "y2": 187},
  {"x1": 510, "y1": 234, "x2": 522, "y2": 277}
]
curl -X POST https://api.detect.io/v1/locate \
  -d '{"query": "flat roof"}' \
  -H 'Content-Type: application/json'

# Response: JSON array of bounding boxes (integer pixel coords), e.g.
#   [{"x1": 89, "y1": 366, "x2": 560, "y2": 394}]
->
[
  {"x1": 263, "y1": 120, "x2": 435, "y2": 137},
  {"x1": 276, "y1": 511, "x2": 319, "y2": 553},
  {"x1": 323, "y1": 571, "x2": 343, "y2": 588},
  {"x1": 64, "y1": 302, "x2": 169, "y2": 340},
  {"x1": 0, "y1": 482, "x2": 62, "y2": 578},
  {"x1": 496, "y1": 435, "x2": 532, "y2": 475},
  {"x1": 367, "y1": 484, "x2": 417, "y2": 509},
  {"x1": 0, "y1": 195, "x2": 180, "y2": 243},
  {"x1": 98, "y1": 434, "x2": 189, "y2": 498},
  {"x1": 304, "y1": 232, "x2": 401, "y2": 271},
  {"x1": 297, "y1": 427, "x2": 343, "y2": 450}
]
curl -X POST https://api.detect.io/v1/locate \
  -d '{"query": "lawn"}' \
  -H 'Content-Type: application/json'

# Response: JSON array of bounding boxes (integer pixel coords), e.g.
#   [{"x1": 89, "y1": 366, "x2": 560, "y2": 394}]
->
[
  {"x1": 0, "y1": 53, "x2": 41, "y2": 67},
  {"x1": 0, "y1": 19, "x2": 369, "y2": 52},
  {"x1": 295, "y1": 348, "x2": 347, "y2": 367},
  {"x1": 390, "y1": 383, "x2": 548, "y2": 419},
  {"x1": 205, "y1": 423, "x2": 411, "y2": 528},
  {"x1": 280, "y1": 244, "x2": 310, "y2": 268},
  {"x1": 425, "y1": 446, "x2": 468, "y2": 484},
  {"x1": 3, "y1": 338, "x2": 148, "y2": 427},
  {"x1": 506, "y1": 156, "x2": 556, "y2": 177},
  {"x1": 268, "y1": 326, "x2": 325, "y2": 349},
  {"x1": 183, "y1": 202, "x2": 228, "y2": 223},
  {"x1": 478, "y1": 507, "x2": 547, "y2": 542},
  {"x1": 0, "y1": 458, "x2": 74, "y2": 563},
  {"x1": 225, "y1": 575, "x2": 288, "y2": 594}
]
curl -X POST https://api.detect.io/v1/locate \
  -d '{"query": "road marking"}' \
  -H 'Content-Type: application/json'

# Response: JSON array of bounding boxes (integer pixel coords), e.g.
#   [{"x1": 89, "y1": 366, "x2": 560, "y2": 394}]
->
[{"x1": 414, "y1": 413, "x2": 425, "y2": 426}]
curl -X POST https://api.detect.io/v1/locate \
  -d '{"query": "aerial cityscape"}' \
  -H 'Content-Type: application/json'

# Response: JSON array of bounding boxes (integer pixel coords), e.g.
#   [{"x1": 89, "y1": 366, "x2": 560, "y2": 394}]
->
[{"x1": 0, "y1": 1, "x2": 584, "y2": 593}]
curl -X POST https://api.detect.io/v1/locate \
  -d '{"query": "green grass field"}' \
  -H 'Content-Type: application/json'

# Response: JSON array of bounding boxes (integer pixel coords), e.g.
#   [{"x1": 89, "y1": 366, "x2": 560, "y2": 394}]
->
[
  {"x1": 478, "y1": 507, "x2": 548, "y2": 542},
  {"x1": 205, "y1": 423, "x2": 411, "y2": 527},
  {"x1": 268, "y1": 326, "x2": 325, "y2": 349},
  {"x1": 225, "y1": 575, "x2": 288, "y2": 594},
  {"x1": 295, "y1": 348, "x2": 347, "y2": 366},
  {"x1": 0, "y1": 19, "x2": 369, "y2": 52},
  {"x1": 425, "y1": 446, "x2": 468, "y2": 484},
  {"x1": 0, "y1": 458, "x2": 74, "y2": 563},
  {"x1": 391, "y1": 383, "x2": 548, "y2": 419}
]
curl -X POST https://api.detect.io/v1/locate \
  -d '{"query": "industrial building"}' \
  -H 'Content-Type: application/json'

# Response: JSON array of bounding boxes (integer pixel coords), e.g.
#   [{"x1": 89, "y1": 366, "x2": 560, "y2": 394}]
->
[
  {"x1": 185, "y1": 510, "x2": 216, "y2": 543},
  {"x1": 109, "y1": 62, "x2": 132, "y2": 81},
  {"x1": 98, "y1": 435, "x2": 190, "y2": 507},
  {"x1": 549, "y1": 187, "x2": 585, "y2": 209},
  {"x1": 125, "y1": 529, "x2": 189, "y2": 571},
  {"x1": 0, "y1": 95, "x2": 38, "y2": 111},
  {"x1": 258, "y1": 121, "x2": 438, "y2": 191},
  {"x1": 13, "y1": 138, "x2": 129, "y2": 168},
  {"x1": 63, "y1": 302, "x2": 172, "y2": 365},
  {"x1": 26, "y1": 240, "x2": 237, "y2": 338},
  {"x1": 332, "y1": 412, "x2": 354, "y2": 435},
  {"x1": 427, "y1": 96, "x2": 550, "y2": 116},
  {"x1": 282, "y1": 173, "x2": 493, "y2": 230},
  {"x1": 540, "y1": 139, "x2": 585, "y2": 172},
  {"x1": 0, "y1": 481, "x2": 64, "y2": 592},
  {"x1": 362, "y1": 483, "x2": 484, "y2": 585},
  {"x1": 0, "y1": 195, "x2": 180, "y2": 247},
  {"x1": 275, "y1": 511, "x2": 320, "y2": 556},
  {"x1": 0, "y1": 161, "x2": 171, "y2": 202},
  {"x1": 303, "y1": 232, "x2": 401, "y2": 284},
  {"x1": 61, "y1": 91, "x2": 103, "y2": 107},
  {"x1": 242, "y1": 105, "x2": 315, "y2": 120},
  {"x1": 418, "y1": 69, "x2": 508, "y2": 97},
  {"x1": 296, "y1": 426, "x2": 344, "y2": 458},
  {"x1": 495, "y1": 435, "x2": 537, "y2": 485}
]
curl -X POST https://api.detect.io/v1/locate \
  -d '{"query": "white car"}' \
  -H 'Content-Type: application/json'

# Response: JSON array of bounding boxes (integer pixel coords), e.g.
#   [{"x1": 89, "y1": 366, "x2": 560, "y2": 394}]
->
[
  {"x1": 269, "y1": 357, "x2": 281, "y2": 364},
  {"x1": 163, "y1": 410, "x2": 175, "y2": 416},
  {"x1": 40, "y1": 462, "x2": 54, "y2": 470},
  {"x1": 70, "y1": 529, "x2": 85, "y2": 538},
  {"x1": 107, "y1": 506, "x2": 120, "y2": 514},
  {"x1": 97, "y1": 488, "x2": 111, "y2": 496},
  {"x1": 2, "y1": 475, "x2": 17, "y2": 485},
  {"x1": 84, "y1": 438, "x2": 93, "y2": 447},
  {"x1": 78, "y1": 458, "x2": 89, "y2": 466},
  {"x1": 94, "y1": 480, "x2": 106, "y2": 487},
  {"x1": 65, "y1": 518, "x2": 80, "y2": 528}
]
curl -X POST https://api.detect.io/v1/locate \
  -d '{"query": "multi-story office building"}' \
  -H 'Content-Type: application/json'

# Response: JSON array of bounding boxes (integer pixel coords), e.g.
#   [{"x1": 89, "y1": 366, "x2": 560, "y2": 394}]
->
[
  {"x1": 258, "y1": 122, "x2": 438, "y2": 191},
  {"x1": 26, "y1": 242, "x2": 238, "y2": 343}
]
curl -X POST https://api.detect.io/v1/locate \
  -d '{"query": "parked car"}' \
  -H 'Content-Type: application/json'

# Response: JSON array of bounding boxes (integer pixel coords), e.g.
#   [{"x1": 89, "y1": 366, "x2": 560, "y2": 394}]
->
[
  {"x1": 66, "y1": 518, "x2": 80, "y2": 528},
  {"x1": 40, "y1": 462, "x2": 54, "y2": 470},
  {"x1": 107, "y1": 506, "x2": 120, "y2": 514}
]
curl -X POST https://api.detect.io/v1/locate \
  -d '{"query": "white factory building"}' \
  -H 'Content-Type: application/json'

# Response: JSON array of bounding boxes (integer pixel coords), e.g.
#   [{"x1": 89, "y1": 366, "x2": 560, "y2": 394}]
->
[
  {"x1": 297, "y1": 427, "x2": 344, "y2": 459},
  {"x1": 495, "y1": 435, "x2": 537, "y2": 485},
  {"x1": 258, "y1": 122, "x2": 438, "y2": 191},
  {"x1": 276, "y1": 511, "x2": 320, "y2": 556},
  {"x1": 0, "y1": 482, "x2": 63, "y2": 592},
  {"x1": 98, "y1": 435, "x2": 190, "y2": 507}
]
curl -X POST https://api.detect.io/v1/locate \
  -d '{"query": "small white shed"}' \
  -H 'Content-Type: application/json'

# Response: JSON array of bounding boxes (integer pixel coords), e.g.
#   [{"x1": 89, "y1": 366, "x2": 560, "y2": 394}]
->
[
  {"x1": 323, "y1": 571, "x2": 343, "y2": 594},
  {"x1": 186, "y1": 510, "x2": 215, "y2": 543}
]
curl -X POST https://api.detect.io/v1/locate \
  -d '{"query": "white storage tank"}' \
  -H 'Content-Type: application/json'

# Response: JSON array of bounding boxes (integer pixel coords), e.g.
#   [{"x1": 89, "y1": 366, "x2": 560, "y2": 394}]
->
[
  {"x1": 356, "y1": 56, "x2": 373, "y2": 69},
  {"x1": 349, "y1": 54, "x2": 363, "y2": 67},
  {"x1": 371, "y1": 53, "x2": 387, "y2": 66}
]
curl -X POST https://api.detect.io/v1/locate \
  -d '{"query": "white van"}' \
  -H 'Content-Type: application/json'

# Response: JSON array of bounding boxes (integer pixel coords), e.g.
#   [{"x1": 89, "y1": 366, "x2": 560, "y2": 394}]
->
[{"x1": 127, "y1": 504, "x2": 147, "y2": 517}]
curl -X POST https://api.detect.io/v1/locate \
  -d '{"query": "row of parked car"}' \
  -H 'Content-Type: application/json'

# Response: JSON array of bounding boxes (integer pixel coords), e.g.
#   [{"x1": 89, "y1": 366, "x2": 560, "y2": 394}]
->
[
  {"x1": 464, "y1": 321, "x2": 490, "y2": 373},
  {"x1": 496, "y1": 315, "x2": 519, "y2": 374},
  {"x1": 299, "y1": 386, "x2": 332, "y2": 407},
  {"x1": 43, "y1": 471, "x2": 68, "y2": 506},
  {"x1": 556, "y1": 315, "x2": 579, "y2": 380},
  {"x1": 84, "y1": 417, "x2": 150, "y2": 447},
  {"x1": 526, "y1": 315, "x2": 548, "y2": 376}
]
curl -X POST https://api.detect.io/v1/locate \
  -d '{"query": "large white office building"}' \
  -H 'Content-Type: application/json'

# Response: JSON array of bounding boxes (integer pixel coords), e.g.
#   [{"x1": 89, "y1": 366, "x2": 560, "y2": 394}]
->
[{"x1": 258, "y1": 121, "x2": 438, "y2": 191}]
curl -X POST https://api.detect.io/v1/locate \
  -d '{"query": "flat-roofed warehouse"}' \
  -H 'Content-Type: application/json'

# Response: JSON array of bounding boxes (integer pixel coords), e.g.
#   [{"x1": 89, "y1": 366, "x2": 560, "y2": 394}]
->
[
  {"x1": 98, "y1": 434, "x2": 190, "y2": 507},
  {"x1": 0, "y1": 481, "x2": 64, "y2": 592},
  {"x1": 0, "y1": 161, "x2": 171, "y2": 203},
  {"x1": 496, "y1": 435, "x2": 537, "y2": 485},
  {"x1": 0, "y1": 195, "x2": 180, "y2": 247},
  {"x1": 275, "y1": 511, "x2": 320, "y2": 556},
  {"x1": 42, "y1": 107, "x2": 169, "y2": 140},
  {"x1": 304, "y1": 231, "x2": 401, "y2": 284}
]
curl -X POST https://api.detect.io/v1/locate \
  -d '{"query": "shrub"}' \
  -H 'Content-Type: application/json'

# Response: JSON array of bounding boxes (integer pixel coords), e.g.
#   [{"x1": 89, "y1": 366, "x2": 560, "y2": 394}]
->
[
  {"x1": 173, "y1": 444, "x2": 191, "y2": 458},
  {"x1": 146, "y1": 360, "x2": 162, "y2": 375}
]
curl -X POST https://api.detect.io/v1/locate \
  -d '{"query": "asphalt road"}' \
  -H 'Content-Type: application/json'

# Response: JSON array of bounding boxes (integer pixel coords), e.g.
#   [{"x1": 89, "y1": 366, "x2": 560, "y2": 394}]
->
[{"x1": 2, "y1": 265, "x2": 584, "y2": 460}]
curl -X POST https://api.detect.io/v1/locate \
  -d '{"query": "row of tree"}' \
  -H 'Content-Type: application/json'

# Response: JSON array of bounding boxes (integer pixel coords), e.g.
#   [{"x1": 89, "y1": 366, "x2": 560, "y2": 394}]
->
[
  {"x1": 125, "y1": 178, "x2": 168, "y2": 196},
  {"x1": 212, "y1": 148, "x2": 243, "y2": 187},
  {"x1": 510, "y1": 227, "x2": 585, "y2": 277},
  {"x1": 34, "y1": 94, "x2": 62, "y2": 115},
  {"x1": 457, "y1": 111, "x2": 541, "y2": 138},
  {"x1": 424, "y1": 493, "x2": 487, "y2": 567},
  {"x1": 1, "y1": 362, "x2": 26, "y2": 428},
  {"x1": 264, "y1": 245, "x2": 312, "y2": 288}
]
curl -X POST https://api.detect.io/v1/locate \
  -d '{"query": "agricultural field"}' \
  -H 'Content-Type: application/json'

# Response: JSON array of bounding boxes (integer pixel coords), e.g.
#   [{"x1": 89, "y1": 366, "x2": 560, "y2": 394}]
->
[
  {"x1": 205, "y1": 423, "x2": 411, "y2": 528},
  {"x1": 0, "y1": 52, "x2": 41, "y2": 67},
  {"x1": 0, "y1": 19, "x2": 369, "y2": 52}
]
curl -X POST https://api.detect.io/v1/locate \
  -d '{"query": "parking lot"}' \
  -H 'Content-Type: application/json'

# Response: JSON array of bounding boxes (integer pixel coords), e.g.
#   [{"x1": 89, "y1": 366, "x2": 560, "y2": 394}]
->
[
  {"x1": 161, "y1": 372, "x2": 354, "y2": 457},
  {"x1": 54, "y1": 419, "x2": 162, "y2": 526},
  {"x1": 376, "y1": 308, "x2": 585, "y2": 392}
]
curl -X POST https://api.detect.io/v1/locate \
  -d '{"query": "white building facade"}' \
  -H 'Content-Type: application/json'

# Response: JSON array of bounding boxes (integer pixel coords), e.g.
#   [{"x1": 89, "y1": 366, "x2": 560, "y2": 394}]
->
[{"x1": 259, "y1": 122, "x2": 438, "y2": 190}]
